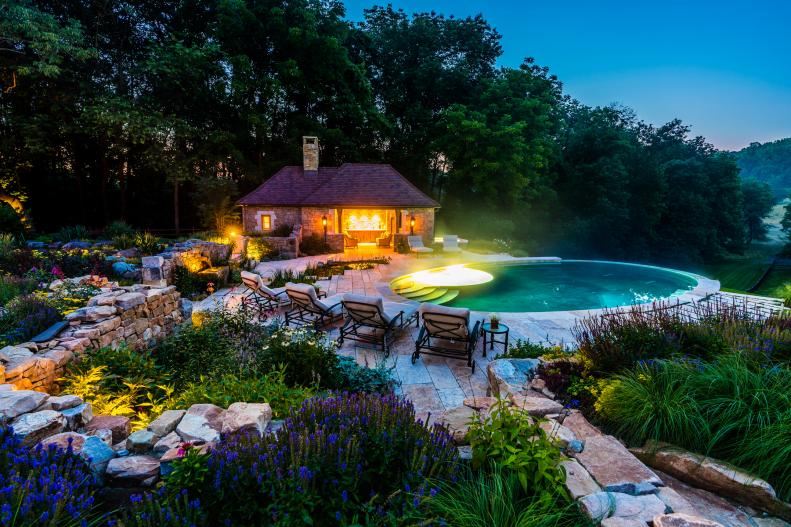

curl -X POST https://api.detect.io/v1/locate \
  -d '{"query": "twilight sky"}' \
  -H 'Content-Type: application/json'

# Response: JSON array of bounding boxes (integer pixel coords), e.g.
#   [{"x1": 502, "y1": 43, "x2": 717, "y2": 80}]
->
[{"x1": 342, "y1": 0, "x2": 791, "y2": 151}]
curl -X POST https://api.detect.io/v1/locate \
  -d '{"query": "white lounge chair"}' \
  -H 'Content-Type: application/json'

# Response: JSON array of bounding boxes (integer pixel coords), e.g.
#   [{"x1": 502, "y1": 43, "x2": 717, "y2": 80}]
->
[
  {"x1": 240, "y1": 271, "x2": 290, "y2": 316},
  {"x1": 338, "y1": 294, "x2": 419, "y2": 354},
  {"x1": 284, "y1": 282, "x2": 344, "y2": 328},
  {"x1": 413, "y1": 303, "x2": 480, "y2": 371},
  {"x1": 408, "y1": 235, "x2": 433, "y2": 257},
  {"x1": 442, "y1": 235, "x2": 461, "y2": 253}
]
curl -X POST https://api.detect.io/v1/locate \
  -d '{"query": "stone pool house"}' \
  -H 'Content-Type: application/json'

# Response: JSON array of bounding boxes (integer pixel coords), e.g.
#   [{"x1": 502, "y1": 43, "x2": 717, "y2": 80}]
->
[{"x1": 237, "y1": 137, "x2": 439, "y2": 252}]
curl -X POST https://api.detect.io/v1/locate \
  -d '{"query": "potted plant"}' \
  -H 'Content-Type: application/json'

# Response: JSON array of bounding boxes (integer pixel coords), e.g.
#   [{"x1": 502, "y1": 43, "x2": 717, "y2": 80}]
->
[{"x1": 490, "y1": 313, "x2": 500, "y2": 329}]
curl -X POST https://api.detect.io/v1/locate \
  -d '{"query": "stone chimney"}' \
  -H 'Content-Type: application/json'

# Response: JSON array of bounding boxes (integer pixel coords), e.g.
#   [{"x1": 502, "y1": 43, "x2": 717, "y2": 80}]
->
[{"x1": 303, "y1": 136, "x2": 319, "y2": 172}]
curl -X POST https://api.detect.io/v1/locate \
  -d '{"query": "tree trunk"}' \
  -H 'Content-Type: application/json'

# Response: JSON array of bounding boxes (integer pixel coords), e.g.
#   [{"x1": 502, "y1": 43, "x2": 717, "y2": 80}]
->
[{"x1": 173, "y1": 175, "x2": 180, "y2": 234}]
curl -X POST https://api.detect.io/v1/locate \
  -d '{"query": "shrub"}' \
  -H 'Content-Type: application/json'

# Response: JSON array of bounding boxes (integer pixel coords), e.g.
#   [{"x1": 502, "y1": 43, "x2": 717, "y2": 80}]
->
[
  {"x1": 256, "y1": 326, "x2": 343, "y2": 389},
  {"x1": 0, "y1": 295, "x2": 61, "y2": 346},
  {"x1": 67, "y1": 345, "x2": 169, "y2": 393},
  {"x1": 54, "y1": 225, "x2": 90, "y2": 242},
  {"x1": 266, "y1": 267, "x2": 315, "y2": 288},
  {"x1": 134, "y1": 232, "x2": 163, "y2": 255},
  {"x1": 171, "y1": 393, "x2": 459, "y2": 525},
  {"x1": 0, "y1": 204, "x2": 25, "y2": 240},
  {"x1": 175, "y1": 368, "x2": 314, "y2": 418},
  {"x1": 468, "y1": 398, "x2": 567, "y2": 499},
  {"x1": 246, "y1": 236, "x2": 277, "y2": 260},
  {"x1": 536, "y1": 357, "x2": 586, "y2": 400},
  {"x1": 299, "y1": 233, "x2": 331, "y2": 255},
  {"x1": 172, "y1": 266, "x2": 212, "y2": 299},
  {"x1": 337, "y1": 356, "x2": 396, "y2": 394},
  {"x1": 104, "y1": 220, "x2": 136, "y2": 239},
  {"x1": 0, "y1": 426, "x2": 101, "y2": 526},
  {"x1": 0, "y1": 274, "x2": 38, "y2": 306},
  {"x1": 424, "y1": 465, "x2": 583, "y2": 527},
  {"x1": 112, "y1": 233, "x2": 136, "y2": 250},
  {"x1": 498, "y1": 339, "x2": 554, "y2": 359},
  {"x1": 271, "y1": 223, "x2": 293, "y2": 237}
]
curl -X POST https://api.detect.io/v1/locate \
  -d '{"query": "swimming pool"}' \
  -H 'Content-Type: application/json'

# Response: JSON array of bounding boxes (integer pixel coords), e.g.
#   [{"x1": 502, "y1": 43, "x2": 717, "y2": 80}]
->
[{"x1": 390, "y1": 260, "x2": 701, "y2": 313}]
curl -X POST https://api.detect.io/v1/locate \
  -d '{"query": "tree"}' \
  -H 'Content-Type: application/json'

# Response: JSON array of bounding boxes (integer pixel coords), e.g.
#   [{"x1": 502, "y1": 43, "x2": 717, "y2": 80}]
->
[{"x1": 741, "y1": 179, "x2": 775, "y2": 243}]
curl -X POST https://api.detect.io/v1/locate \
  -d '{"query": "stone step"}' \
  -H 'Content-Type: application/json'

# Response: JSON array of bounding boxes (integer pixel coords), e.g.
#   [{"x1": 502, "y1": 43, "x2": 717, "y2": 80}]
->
[{"x1": 573, "y1": 435, "x2": 663, "y2": 495}]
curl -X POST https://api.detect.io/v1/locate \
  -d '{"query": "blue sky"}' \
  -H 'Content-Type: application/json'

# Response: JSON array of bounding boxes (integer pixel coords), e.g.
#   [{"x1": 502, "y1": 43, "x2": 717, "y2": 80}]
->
[{"x1": 342, "y1": 0, "x2": 791, "y2": 151}]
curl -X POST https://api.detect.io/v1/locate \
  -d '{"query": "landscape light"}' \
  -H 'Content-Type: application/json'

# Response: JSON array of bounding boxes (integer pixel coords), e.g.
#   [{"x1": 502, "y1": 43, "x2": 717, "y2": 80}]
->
[
  {"x1": 410, "y1": 215, "x2": 415, "y2": 235},
  {"x1": 409, "y1": 264, "x2": 493, "y2": 287}
]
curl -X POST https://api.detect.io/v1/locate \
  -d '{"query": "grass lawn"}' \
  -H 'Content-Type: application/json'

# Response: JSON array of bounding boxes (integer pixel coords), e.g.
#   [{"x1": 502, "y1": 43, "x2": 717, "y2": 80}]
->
[
  {"x1": 689, "y1": 242, "x2": 781, "y2": 293},
  {"x1": 754, "y1": 264, "x2": 791, "y2": 298}
]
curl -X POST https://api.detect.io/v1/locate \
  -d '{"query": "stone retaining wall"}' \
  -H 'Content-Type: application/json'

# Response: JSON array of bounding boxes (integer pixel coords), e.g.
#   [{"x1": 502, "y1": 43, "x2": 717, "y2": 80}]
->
[
  {"x1": 0, "y1": 285, "x2": 186, "y2": 391},
  {"x1": 142, "y1": 240, "x2": 232, "y2": 286}
]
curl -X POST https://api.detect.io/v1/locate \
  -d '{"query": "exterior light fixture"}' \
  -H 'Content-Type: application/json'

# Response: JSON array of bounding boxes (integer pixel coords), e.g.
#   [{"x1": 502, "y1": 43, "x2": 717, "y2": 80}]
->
[
  {"x1": 322, "y1": 215, "x2": 328, "y2": 242},
  {"x1": 409, "y1": 215, "x2": 415, "y2": 235}
]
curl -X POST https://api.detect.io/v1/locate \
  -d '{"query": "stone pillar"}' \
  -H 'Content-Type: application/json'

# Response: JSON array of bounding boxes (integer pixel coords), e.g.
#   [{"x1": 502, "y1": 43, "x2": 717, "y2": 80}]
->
[{"x1": 142, "y1": 256, "x2": 166, "y2": 287}]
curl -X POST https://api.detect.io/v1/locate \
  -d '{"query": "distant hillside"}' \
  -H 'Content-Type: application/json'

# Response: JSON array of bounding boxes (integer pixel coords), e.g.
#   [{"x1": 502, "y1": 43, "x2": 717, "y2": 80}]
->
[{"x1": 734, "y1": 138, "x2": 791, "y2": 200}]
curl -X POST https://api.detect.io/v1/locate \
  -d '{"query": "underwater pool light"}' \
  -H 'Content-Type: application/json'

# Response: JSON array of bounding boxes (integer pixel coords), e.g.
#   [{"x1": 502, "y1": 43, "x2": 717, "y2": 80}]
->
[{"x1": 409, "y1": 264, "x2": 493, "y2": 287}]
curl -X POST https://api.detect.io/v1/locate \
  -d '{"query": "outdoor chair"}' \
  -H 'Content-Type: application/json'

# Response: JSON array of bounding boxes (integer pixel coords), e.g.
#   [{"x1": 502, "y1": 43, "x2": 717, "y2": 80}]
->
[
  {"x1": 344, "y1": 233, "x2": 359, "y2": 248},
  {"x1": 239, "y1": 270, "x2": 290, "y2": 317},
  {"x1": 338, "y1": 294, "x2": 419, "y2": 354},
  {"x1": 442, "y1": 235, "x2": 461, "y2": 253},
  {"x1": 284, "y1": 282, "x2": 344, "y2": 328},
  {"x1": 407, "y1": 235, "x2": 433, "y2": 257},
  {"x1": 413, "y1": 303, "x2": 480, "y2": 372},
  {"x1": 376, "y1": 232, "x2": 392, "y2": 248}
]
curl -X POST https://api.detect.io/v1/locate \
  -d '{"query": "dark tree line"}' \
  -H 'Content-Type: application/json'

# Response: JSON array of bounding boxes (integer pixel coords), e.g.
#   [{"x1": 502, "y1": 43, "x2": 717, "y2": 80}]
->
[{"x1": 0, "y1": 0, "x2": 759, "y2": 263}]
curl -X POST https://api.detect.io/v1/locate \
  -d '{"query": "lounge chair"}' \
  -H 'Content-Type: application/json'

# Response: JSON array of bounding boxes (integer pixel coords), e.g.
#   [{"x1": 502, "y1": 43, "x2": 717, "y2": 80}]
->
[
  {"x1": 240, "y1": 270, "x2": 290, "y2": 317},
  {"x1": 284, "y1": 282, "x2": 344, "y2": 328},
  {"x1": 377, "y1": 232, "x2": 392, "y2": 248},
  {"x1": 407, "y1": 235, "x2": 433, "y2": 257},
  {"x1": 344, "y1": 233, "x2": 359, "y2": 248},
  {"x1": 442, "y1": 235, "x2": 461, "y2": 253},
  {"x1": 413, "y1": 303, "x2": 481, "y2": 371},
  {"x1": 338, "y1": 294, "x2": 419, "y2": 354}
]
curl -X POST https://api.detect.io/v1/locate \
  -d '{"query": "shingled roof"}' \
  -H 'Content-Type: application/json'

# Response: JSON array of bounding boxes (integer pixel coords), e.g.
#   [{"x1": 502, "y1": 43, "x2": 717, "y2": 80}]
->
[{"x1": 237, "y1": 163, "x2": 440, "y2": 208}]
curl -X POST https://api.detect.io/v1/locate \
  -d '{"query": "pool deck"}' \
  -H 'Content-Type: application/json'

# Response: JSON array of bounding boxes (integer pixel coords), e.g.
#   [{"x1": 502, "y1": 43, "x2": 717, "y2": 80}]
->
[{"x1": 197, "y1": 250, "x2": 727, "y2": 419}]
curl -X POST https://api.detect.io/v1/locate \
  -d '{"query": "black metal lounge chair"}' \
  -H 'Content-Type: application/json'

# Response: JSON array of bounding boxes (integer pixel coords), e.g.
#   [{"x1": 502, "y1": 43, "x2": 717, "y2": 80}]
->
[
  {"x1": 338, "y1": 294, "x2": 419, "y2": 354},
  {"x1": 413, "y1": 303, "x2": 481, "y2": 372},
  {"x1": 239, "y1": 271, "x2": 290, "y2": 318},
  {"x1": 284, "y1": 282, "x2": 344, "y2": 328}
]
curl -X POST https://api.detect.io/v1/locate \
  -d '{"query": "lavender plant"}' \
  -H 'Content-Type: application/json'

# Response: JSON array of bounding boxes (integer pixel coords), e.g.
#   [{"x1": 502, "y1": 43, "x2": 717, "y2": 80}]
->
[
  {"x1": 165, "y1": 393, "x2": 459, "y2": 526},
  {"x1": 0, "y1": 426, "x2": 100, "y2": 526}
]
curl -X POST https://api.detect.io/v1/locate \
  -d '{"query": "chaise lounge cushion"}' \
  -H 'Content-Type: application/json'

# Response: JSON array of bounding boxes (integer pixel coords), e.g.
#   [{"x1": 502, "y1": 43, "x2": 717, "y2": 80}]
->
[
  {"x1": 408, "y1": 236, "x2": 434, "y2": 253},
  {"x1": 419, "y1": 303, "x2": 471, "y2": 339},
  {"x1": 343, "y1": 294, "x2": 390, "y2": 324},
  {"x1": 286, "y1": 282, "x2": 342, "y2": 314},
  {"x1": 242, "y1": 270, "x2": 286, "y2": 299},
  {"x1": 443, "y1": 235, "x2": 461, "y2": 252}
]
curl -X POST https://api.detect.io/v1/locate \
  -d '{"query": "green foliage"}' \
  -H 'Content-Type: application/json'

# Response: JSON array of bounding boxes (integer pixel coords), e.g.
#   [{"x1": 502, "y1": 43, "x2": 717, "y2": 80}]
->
[
  {"x1": 497, "y1": 339, "x2": 552, "y2": 359},
  {"x1": 119, "y1": 489, "x2": 206, "y2": 527},
  {"x1": 193, "y1": 176, "x2": 239, "y2": 232},
  {"x1": 0, "y1": 274, "x2": 38, "y2": 306},
  {"x1": 267, "y1": 268, "x2": 316, "y2": 288},
  {"x1": 45, "y1": 280, "x2": 101, "y2": 315},
  {"x1": 68, "y1": 345, "x2": 169, "y2": 392},
  {"x1": 0, "y1": 294, "x2": 61, "y2": 346},
  {"x1": 271, "y1": 223, "x2": 293, "y2": 237},
  {"x1": 735, "y1": 138, "x2": 791, "y2": 200},
  {"x1": 741, "y1": 179, "x2": 776, "y2": 243},
  {"x1": 134, "y1": 232, "x2": 163, "y2": 255},
  {"x1": 172, "y1": 266, "x2": 212, "y2": 299},
  {"x1": 246, "y1": 236, "x2": 278, "y2": 261},
  {"x1": 594, "y1": 353, "x2": 791, "y2": 500},
  {"x1": 0, "y1": 202, "x2": 25, "y2": 240},
  {"x1": 166, "y1": 446, "x2": 211, "y2": 493},
  {"x1": 468, "y1": 398, "x2": 567, "y2": 499},
  {"x1": 336, "y1": 356, "x2": 396, "y2": 394},
  {"x1": 298, "y1": 233, "x2": 331, "y2": 255},
  {"x1": 255, "y1": 326, "x2": 343, "y2": 389},
  {"x1": 175, "y1": 368, "x2": 314, "y2": 419},
  {"x1": 104, "y1": 220, "x2": 135, "y2": 239},
  {"x1": 424, "y1": 465, "x2": 587, "y2": 527},
  {"x1": 54, "y1": 225, "x2": 90, "y2": 242}
]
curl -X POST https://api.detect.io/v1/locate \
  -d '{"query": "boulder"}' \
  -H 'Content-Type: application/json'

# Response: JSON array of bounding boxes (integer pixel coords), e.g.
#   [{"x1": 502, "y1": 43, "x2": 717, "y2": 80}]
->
[
  {"x1": 127, "y1": 429, "x2": 157, "y2": 453},
  {"x1": 0, "y1": 345, "x2": 34, "y2": 363},
  {"x1": 509, "y1": 394, "x2": 564, "y2": 417},
  {"x1": 146, "y1": 409, "x2": 185, "y2": 437},
  {"x1": 435, "y1": 405, "x2": 479, "y2": 445},
  {"x1": 632, "y1": 442, "x2": 791, "y2": 521},
  {"x1": 653, "y1": 514, "x2": 724, "y2": 527},
  {"x1": 12, "y1": 410, "x2": 67, "y2": 446},
  {"x1": 539, "y1": 419, "x2": 581, "y2": 452},
  {"x1": 153, "y1": 431, "x2": 182, "y2": 456},
  {"x1": 579, "y1": 492, "x2": 666, "y2": 523},
  {"x1": 105, "y1": 455, "x2": 160, "y2": 487},
  {"x1": 176, "y1": 404, "x2": 225, "y2": 443},
  {"x1": 45, "y1": 394, "x2": 83, "y2": 411},
  {"x1": 40, "y1": 433, "x2": 115, "y2": 475},
  {"x1": 656, "y1": 487, "x2": 696, "y2": 515},
  {"x1": 85, "y1": 415, "x2": 131, "y2": 443},
  {"x1": 463, "y1": 396, "x2": 499, "y2": 412},
  {"x1": 561, "y1": 459, "x2": 601, "y2": 499},
  {"x1": 574, "y1": 435, "x2": 662, "y2": 495},
  {"x1": 601, "y1": 518, "x2": 648, "y2": 527},
  {"x1": 561, "y1": 410, "x2": 604, "y2": 440},
  {"x1": 180, "y1": 298, "x2": 193, "y2": 320},
  {"x1": 0, "y1": 390, "x2": 48, "y2": 419},
  {"x1": 61, "y1": 403, "x2": 93, "y2": 430},
  {"x1": 486, "y1": 358, "x2": 539, "y2": 396},
  {"x1": 38, "y1": 431, "x2": 87, "y2": 452},
  {"x1": 221, "y1": 402, "x2": 272, "y2": 435},
  {"x1": 86, "y1": 428, "x2": 113, "y2": 446}
]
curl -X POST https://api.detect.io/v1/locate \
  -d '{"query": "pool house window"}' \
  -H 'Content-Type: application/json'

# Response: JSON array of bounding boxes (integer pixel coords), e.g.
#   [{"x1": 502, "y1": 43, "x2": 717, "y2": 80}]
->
[{"x1": 261, "y1": 214, "x2": 271, "y2": 231}]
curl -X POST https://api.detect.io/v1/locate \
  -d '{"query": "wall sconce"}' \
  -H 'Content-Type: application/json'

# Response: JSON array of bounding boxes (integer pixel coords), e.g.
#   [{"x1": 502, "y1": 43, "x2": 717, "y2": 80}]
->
[
  {"x1": 322, "y1": 215, "x2": 328, "y2": 242},
  {"x1": 409, "y1": 215, "x2": 415, "y2": 235}
]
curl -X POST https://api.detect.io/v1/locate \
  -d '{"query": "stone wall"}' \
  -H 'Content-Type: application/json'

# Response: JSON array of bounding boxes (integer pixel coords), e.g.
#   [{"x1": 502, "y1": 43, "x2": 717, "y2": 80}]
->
[
  {"x1": 0, "y1": 285, "x2": 185, "y2": 392},
  {"x1": 301, "y1": 207, "x2": 337, "y2": 237},
  {"x1": 242, "y1": 206, "x2": 301, "y2": 234},
  {"x1": 403, "y1": 208, "x2": 435, "y2": 243},
  {"x1": 142, "y1": 240, "x2": 232, "y2": 287},
  {"x1": 0, "y1": 385, "x2": 277, "y2": 489}
]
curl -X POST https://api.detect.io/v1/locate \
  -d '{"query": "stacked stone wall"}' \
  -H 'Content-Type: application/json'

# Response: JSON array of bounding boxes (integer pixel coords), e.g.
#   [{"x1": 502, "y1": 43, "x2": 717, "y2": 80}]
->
[{"x1": 0, "y1": 285, "x2": 185, "y2": 391}]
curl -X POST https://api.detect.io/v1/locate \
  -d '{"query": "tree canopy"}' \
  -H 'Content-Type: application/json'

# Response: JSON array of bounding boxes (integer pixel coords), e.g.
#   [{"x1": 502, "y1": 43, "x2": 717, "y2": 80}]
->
[
  {"x1": 0, "y1": 0, "x2": 759, "y2": 263},
  {"x1": 734, "y1": 138, "x2": 791, "y2": 201}
]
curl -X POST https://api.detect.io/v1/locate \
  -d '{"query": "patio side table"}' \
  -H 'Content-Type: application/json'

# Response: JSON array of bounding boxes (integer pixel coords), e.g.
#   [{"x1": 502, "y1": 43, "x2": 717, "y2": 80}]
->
[{"x1": 480, "y1": 322, "x2": 509, "y2": 357}]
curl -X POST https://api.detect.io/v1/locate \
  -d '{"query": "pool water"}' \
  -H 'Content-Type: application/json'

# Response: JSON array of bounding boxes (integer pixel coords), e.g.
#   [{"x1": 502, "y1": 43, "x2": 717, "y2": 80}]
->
[{"x1": 440, "y1": 260, "x2": 699, "y2": 312}]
